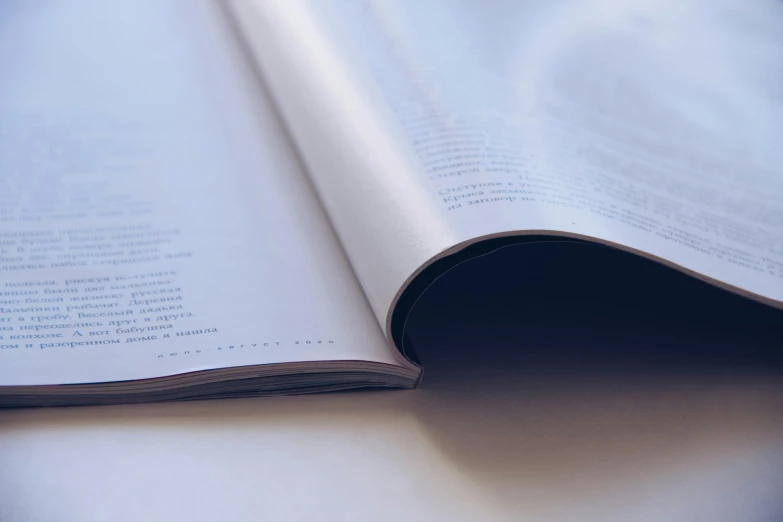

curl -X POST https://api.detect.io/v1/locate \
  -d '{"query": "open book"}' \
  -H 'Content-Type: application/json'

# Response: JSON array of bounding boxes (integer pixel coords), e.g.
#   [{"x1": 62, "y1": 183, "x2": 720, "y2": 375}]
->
[{"x1": 1, "y1": 0, "x2": 781, "y2": 407}]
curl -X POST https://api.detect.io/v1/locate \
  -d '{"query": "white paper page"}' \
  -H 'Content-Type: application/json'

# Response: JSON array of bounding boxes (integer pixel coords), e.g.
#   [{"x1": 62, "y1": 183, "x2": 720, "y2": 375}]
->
[
  {"x1": 227, "y1": 0, "x2": 463, "y2": 335},
  {"x1": 230, "y1": 0, "x2": 783, "y2": 328},
  {"x1": 0, "y1": 0, "x2": 400, "y2": 386}
]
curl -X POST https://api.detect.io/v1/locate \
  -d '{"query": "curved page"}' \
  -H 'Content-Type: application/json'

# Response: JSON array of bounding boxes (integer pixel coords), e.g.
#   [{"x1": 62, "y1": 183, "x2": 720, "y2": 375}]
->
[{"x1": 228, "y1": 0, "x2": 783, "y2": 353}]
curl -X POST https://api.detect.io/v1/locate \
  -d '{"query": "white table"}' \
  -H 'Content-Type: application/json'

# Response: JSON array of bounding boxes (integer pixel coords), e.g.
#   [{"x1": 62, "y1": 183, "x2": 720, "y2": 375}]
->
[{"x1": 2, "y1": 342, "x2": 782, "y2": 522}]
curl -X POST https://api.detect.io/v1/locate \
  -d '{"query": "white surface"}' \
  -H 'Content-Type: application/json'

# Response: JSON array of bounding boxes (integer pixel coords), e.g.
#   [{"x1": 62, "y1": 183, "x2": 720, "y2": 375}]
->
[{"x1": 2, "y1": 369, "x2": 782, "y2": 521}]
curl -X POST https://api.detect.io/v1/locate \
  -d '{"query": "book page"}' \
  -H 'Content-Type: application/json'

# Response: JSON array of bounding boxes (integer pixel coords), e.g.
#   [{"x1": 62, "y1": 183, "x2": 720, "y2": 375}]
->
[
  {"x1": 0, "y1": 0, "x2": 402, "y2": 387},
  {"x1": 227, "y1": 0, "x2": 462, "y2": 335},
  {"x1": 228, "y1": 0, "x2": 783, "y2": 334}
]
